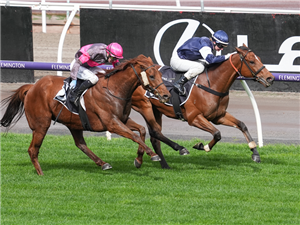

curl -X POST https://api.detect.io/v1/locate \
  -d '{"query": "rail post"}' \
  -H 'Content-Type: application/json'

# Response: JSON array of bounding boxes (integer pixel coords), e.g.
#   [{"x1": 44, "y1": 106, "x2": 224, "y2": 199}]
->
[{"x1": 57, "y1": 5, "x2": 78, "y2": 76}]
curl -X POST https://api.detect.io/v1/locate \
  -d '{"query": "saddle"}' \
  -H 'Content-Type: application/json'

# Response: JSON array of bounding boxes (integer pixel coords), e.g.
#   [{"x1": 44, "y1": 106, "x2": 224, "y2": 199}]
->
[
  {"x1": 54, "y1": 77, "x2": 93, "y2": 130},
  {"x1": 145, "y1": 66, "x2": 197, "y2": 120}
]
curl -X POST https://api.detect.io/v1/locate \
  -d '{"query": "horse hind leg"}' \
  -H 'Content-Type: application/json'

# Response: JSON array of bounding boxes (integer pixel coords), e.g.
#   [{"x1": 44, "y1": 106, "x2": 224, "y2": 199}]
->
[
  {"x1": 28, "y1": 130, "x2": 48, "y2": 175},
  {"x1": 26, "y1": 114, "x2": 52, "y2": 175},
  {"x1": 149, "y1": 135, "x2": 170, "y2": 169},
  {"x1": 69, "y1": 129, "x2": 111, "y2": 170},
  {"x1": 150, "y1": 107, "x2": 190, "y2": 156}
]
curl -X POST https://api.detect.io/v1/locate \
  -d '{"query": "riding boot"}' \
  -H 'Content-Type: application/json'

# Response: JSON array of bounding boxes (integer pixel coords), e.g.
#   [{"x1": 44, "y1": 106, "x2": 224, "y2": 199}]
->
[
  {"x1": 69, "y1": 80, "x2": 94, "y2": 106},
  {"x1": 173, "y1": 76, "x2": 189, "y2": 95}
]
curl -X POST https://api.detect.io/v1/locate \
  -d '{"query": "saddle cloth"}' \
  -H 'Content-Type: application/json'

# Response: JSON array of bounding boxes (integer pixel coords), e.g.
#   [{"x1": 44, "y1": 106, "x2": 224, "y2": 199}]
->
[
  {"x1": 145, "y1": 66, "x2": 197, "y2": 106},
  {"x1": 54, "y1": 77, "x2": 87, "y2": 115}
]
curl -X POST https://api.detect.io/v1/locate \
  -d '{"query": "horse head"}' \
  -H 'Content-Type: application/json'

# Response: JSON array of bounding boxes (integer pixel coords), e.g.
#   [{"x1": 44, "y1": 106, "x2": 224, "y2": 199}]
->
[
  {"x1": 234, "y1": 44, "x2": 275, "y2": 87},
  {"x1": 106, "y1": 54, "x2": 170, "y2": 103}
]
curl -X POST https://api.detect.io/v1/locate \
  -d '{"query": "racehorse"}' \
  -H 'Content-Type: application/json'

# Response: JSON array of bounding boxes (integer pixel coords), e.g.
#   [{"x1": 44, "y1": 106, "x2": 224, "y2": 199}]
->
[
  {"x1": 0, "y1": 54, "x2": 171, "y2": 175},
  {"x1": 131, "y1": 45, "x2": 275, "y2": 169}
]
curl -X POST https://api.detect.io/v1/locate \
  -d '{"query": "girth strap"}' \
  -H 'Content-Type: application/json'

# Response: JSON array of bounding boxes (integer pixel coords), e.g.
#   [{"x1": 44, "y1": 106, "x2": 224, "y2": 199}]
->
[{"x1": 78, "y1": 100, "x2": 93, "y2": 131}]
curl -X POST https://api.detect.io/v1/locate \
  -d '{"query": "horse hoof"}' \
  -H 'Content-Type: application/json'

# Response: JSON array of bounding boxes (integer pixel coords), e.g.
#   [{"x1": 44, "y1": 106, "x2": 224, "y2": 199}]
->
[
  {"x1": 193, "y1": 142, "x2": 204, "y2": 150},
  {"x1": 134, "y1": 159, "x2": 142, "y2": 168},
  {"x1": 151, "y1": 155, "x2": 161, "y2": 161},
  {"x1": 102, "y1": 163, "x2": 112, "y2": 170},
  {"x1": 252, "y1": 154, "x2": 261, "y2": 163},
  {"x1": 179, "y1": 148, "x2": 190, "y2": 155}
]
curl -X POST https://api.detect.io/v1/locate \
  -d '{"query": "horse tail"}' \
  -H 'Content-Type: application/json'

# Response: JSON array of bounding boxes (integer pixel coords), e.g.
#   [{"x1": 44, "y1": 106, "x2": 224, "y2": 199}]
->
[{"x1": 0, "y1": 84, "x2": 33, "y2": 131}]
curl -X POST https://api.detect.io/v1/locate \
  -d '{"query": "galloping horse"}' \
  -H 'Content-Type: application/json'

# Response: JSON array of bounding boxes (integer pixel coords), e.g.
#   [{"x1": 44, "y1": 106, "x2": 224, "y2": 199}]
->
[
  {"x1": 131, "y1": 45, "x2": 275, "y2": 168},
  {"x1": 0, "y1": 55, "x2": 171, "y2": 175}
]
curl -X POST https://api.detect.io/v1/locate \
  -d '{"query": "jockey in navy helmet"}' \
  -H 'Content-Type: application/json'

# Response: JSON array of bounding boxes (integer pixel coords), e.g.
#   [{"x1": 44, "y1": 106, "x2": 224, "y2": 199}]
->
[{"x1": 170, "y1": 30, "x2": 234, "y2": 95}]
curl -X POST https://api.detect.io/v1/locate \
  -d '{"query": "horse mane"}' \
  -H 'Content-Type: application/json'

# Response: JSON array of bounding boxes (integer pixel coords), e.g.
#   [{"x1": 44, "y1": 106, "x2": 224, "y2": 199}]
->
[{"x1": 104, "y1": 54, "x2": 150, "y2": 78}]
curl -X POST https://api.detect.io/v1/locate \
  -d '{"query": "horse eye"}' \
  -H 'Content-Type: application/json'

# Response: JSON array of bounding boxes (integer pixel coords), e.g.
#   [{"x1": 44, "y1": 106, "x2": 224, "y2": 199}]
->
[
  {"x1": 149, "y1": 75, "x2": 155, "y2": 80},
  {"x1": 250, "y1": 61, "x2": 255, "y2": 64}
]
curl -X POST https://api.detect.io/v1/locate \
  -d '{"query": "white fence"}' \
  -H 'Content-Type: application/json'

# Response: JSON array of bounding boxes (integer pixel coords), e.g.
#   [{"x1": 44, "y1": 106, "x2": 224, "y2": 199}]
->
[{"x1": 2, "y1": 0, "x2": 300, "y2": 13}]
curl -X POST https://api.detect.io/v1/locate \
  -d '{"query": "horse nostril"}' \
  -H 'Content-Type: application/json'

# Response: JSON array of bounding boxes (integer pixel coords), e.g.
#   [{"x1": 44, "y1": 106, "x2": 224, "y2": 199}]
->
[
  {"x1": 267, "y1": 77, "x2": 274, "y2": 83},
  {"x1": 163, "y1": 95, "x2": 170, "y2": 100}
]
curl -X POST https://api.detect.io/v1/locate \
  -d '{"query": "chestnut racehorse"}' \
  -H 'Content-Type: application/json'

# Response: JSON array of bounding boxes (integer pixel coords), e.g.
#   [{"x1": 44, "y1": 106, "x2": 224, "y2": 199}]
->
[
  {"x1": 0, "y1": 55, "x2": 171, "y2": 175},
  {"x1": 131, "y1": 45, "x2": 275, "y2": 169}
]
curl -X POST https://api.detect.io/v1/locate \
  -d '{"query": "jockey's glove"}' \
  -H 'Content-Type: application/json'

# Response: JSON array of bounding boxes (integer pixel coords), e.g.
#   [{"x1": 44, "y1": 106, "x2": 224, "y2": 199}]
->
[
  {"x1": 225, "y1": 52, "x2": 237, "y2": 60},
  {"x1": 70, "y1": 79, "x2": 77, "y2": 89}
]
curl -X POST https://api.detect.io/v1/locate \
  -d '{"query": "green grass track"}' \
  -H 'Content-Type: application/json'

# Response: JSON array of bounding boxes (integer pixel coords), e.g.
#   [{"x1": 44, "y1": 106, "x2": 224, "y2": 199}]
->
[{"x1": 1, "y1": 133, "x2": 299, "y2": 224}]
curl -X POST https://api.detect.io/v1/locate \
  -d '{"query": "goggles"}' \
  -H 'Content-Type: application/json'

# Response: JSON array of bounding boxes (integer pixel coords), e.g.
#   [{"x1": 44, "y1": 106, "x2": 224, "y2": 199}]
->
[
  {"x1": 109, "y1": 54, "x2": 117, "y2": 61},
  {"x1": 216, "y1": 42, "x2": 227, "y2": 49}
]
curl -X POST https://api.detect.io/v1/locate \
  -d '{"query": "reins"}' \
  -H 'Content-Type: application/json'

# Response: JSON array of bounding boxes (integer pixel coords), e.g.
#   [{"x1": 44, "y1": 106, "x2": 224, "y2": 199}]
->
[
  {"x1": 130, "y1": 64, "x2": 164, "y2": 93},
  {"x1": 106, "y1": 80, "x2": 132, "y2": 101},
  {"x1": 105, "y1": 63, "x2": 163, "y2": 101},
  {"x1": 194, "y1": 68, "x2": 229, "y2": 97}
]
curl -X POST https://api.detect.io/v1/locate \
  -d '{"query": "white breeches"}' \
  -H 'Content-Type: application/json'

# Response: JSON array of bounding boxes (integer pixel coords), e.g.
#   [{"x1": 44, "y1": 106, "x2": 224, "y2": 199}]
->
[
  {"x1": 170, "y1": 51, "x2": 205, "y2": 80},
  {"x1": 70, "y1": 59, "x2": 102, "y2": 84}
]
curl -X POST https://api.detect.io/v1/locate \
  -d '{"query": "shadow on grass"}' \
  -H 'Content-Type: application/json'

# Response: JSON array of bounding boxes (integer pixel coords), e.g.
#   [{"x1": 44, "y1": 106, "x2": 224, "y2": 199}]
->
[
  {"x1": 15, "y1": 143, "x2": 288, "y2": 176},
  {"x1": 22, "y1": 153, "x2": 266, "y2": 175}
]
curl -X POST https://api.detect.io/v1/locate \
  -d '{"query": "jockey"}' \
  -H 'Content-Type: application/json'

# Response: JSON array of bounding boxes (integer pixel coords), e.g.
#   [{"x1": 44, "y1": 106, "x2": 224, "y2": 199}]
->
[
  {"x1": 170, "y1": 30, "x2": 233, "y2": 95},
  {"x1": 69, "y1": 42, "x2": 123, "y2": 105}
]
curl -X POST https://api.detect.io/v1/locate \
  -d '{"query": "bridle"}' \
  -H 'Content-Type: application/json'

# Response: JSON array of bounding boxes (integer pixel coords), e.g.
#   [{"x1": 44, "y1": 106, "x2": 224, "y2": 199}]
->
[
  {"x1": 130, "y1": 64, "x2": 164, "y2": 95},
  {"x1": 229, "y1": 48, "x2": 265, "y2": 81}
]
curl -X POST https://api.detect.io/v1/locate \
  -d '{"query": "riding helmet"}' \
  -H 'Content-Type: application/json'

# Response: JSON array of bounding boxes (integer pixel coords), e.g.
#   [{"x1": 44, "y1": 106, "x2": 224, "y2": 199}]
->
[
  {"x1": 212, "y1": 30, "x2": 229, "y2": 47},
  {"x1": 106, "y1": 42, "x2": 124, "y2": 59}
]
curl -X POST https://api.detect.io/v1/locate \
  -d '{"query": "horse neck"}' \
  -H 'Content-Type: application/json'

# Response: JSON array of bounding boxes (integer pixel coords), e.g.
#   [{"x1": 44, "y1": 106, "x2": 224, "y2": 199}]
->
[
  {"x1": 108, "y1": 67, "x2": 140, "y2": 99},
  {"x1": 207, "y1": 55, "x2": 240, "y2": 93}
]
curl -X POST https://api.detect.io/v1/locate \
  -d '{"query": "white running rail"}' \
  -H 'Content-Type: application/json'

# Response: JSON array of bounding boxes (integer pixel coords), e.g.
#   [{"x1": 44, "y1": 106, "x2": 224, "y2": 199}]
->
[{"x1": 1, "y1": 1, "x2": 299, "y2": 14}]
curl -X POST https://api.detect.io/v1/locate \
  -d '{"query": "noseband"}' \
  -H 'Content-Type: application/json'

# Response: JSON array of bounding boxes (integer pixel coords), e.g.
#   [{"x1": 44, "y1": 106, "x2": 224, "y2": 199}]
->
[
  {"x1": 130, "y1": 64, "x2": 164, "y2": 94},
  {"x1": 230, "y1": 49, "x2": 265, "y2": 80}
]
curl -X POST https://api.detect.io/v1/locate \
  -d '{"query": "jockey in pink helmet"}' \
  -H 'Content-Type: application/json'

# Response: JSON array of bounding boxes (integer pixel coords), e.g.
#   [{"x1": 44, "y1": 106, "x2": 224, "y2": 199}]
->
[
  {"x1": 69, "y1": 42, "x2": 123, "y2": 106},
  {"x1": 106, "y1": 42, "x2": 124, "y2": 60}
]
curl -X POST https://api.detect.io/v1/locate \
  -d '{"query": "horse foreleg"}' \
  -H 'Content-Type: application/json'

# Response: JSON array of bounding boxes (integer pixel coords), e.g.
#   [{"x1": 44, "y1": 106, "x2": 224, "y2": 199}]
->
[
  {"x1": 149, "y1": 135, "x2": 171, "y2": 169},
  {"x1": 107, "y1": 118, "x2": 161, "y2": 167},
  {"x1": 151, "y1": 106, "x2": 190, "y2": 156},
  {"x1": 125, "y1": 118, "x2": 146, "y2": 168},
  {"x1": 132, "y1": 104, "x2": 189, "y2": 156},
  {"x1": 189, "y1": 115, "x2": 221, "y2": 152},
  {"x1": 213, "y1": 112, "x2": 261, "y2": 163},
  {"x1": 69, "y1": 129, "x2": 111, "y2": 170}
]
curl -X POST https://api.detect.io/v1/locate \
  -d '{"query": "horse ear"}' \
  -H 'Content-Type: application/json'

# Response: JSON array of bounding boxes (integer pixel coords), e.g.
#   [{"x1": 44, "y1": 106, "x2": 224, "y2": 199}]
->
[
  {"x1": 148, "y1": 57, "x2": 154, "y2": 64},
  {"x1": 235, "y1": 46, "x2": 241, "y2": 52},
  {"x1": 236, "y1": 43, "x2": 249, "y2": 53}
]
